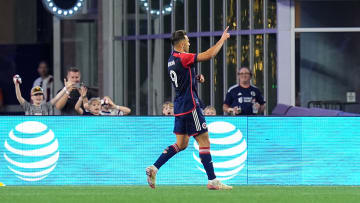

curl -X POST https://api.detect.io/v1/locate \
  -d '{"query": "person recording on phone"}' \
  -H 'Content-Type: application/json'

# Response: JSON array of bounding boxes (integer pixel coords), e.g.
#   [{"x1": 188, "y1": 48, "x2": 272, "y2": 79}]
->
[
  {"x1": 55, "y1": 67, "x2": 92, "y2": 115},
  {"x1": 223, "y1": 67, "x2": 265, "y2": 115}
]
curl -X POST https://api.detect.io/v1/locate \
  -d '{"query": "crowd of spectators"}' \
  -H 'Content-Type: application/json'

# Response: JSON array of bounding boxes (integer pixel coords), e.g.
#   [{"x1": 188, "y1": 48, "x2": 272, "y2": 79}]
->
[{"x1": 9, "y1": 61, "x2": 265, "y2": 116}]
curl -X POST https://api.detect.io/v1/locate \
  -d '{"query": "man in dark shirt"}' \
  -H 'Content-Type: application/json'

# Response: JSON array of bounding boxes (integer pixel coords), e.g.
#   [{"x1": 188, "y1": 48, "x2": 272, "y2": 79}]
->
[
  {"x1": 55, "y1": 67, "x2": 91, "y2": 115},
  {"x1": 223, "y1": 67, "x2": 265, "y2": 115}
]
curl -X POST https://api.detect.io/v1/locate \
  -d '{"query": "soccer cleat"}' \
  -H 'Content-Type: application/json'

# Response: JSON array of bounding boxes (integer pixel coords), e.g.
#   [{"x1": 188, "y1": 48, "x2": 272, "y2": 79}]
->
[
  {"x1": 146, "y1": 165, "x2": 157, "y2": 189},
  {"x1": 207, "y1": 179, "x2": 233, "y2": 190},
  {"x1": 0, "y1": 182, "x2": 5, "y2": 187}
]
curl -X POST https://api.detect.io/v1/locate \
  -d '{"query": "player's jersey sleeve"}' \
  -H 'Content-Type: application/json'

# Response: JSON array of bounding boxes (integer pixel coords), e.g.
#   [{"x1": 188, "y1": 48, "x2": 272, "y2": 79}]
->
[
  {"x1": 224, "y1": 91, "x2": 234, "y2": 106},
  {"x1": 179, "y1": 53, "x2": 197, "y2": 68}
]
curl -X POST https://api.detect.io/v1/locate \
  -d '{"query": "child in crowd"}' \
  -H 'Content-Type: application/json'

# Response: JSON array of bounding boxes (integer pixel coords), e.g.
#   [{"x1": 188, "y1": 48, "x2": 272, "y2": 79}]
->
[
  {"x1": 75, "y1": 86, "x2": 101, "y2": 115},
  {"x1": 162, "y1": 101, "x2": 174, "y2": 116},
  {"x1": 100, "y1": 96, "x2": 131, "y2": 116},
  {"x1": 203, "y1": 106, "x2": 216, "y2": 116},
  {"x1": 13, "y1": 75, "x2": 69, "y2": 115}
]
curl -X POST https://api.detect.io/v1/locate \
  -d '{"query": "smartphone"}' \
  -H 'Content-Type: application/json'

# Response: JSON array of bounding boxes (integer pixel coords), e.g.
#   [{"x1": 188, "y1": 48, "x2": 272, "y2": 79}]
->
[{"x1": 75, "y1": 82, "x2": 84, "y2": 89}]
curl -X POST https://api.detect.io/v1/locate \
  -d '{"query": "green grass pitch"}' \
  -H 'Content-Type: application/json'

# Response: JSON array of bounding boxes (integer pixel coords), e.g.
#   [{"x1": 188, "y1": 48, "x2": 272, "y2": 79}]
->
[{"x1": 1, "y1": 186, "x2": 360, "y2": 203}]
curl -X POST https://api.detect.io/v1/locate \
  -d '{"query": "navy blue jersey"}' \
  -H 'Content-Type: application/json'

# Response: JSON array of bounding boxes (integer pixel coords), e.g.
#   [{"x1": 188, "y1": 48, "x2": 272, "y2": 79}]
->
[
  {"x1": 168, "y1": 51, "x2": 200, "y2": 116},
  {"x1": 224, "y1": 84, "x2": 265, "y2": 115}
]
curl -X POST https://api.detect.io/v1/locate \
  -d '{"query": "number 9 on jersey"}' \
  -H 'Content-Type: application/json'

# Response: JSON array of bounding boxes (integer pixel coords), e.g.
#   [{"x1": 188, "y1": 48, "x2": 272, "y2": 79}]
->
[{"x1": 170, "y1": 70, "x2": 178, "y2": 88}]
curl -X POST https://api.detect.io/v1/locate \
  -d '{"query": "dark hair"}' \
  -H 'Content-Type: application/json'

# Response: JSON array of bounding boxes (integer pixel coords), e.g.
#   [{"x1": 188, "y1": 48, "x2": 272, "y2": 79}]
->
[
  {"x1": 171, "y1": 30, "x2": 187, "y2": 46},
  {"x1": 67, "y1": 67, "x2": 80, "y2": 73},
  {"x1": 238, "y1": 67, "x2": 252, "y2": 76},
  {"x1": 38, "y1": 60, "x2": 48, "y2": 66}
]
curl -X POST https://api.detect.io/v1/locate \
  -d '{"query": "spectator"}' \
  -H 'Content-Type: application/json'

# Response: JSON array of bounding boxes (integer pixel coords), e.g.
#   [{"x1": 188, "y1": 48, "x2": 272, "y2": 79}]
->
[
  {"x1": 162, "y1": 101, "x2": 174, "y2": 116},
  {"x1": 55, "y1": 67, "x2": 92, "y2": 115},
  {"x1": 204, "y1": 106, "x2": 216, "y2": 116},
  {"x1": 14, "y1": 76, "x2": 70, "y2": 115},
  {"x1": 100, "y1": 96, "x2": 131, "y2": 116},
  {"x1": 75, "y1": 86, "x2": 100, "y2": 116},
  {"x1": 223, "y1": 67, "x2": 265, "y2": 115},
  {"x1": 33, "y1": 61, "x2": 54, "y2": 102}
]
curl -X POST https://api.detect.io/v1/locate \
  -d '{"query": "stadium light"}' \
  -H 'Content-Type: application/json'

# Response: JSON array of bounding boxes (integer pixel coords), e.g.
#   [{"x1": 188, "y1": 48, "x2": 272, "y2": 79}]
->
[
  {"x1": 42, "y1": 0, "x2": 84, "y2": 18},
  {"x1": 139, "y1": 0, "x2": 179, "y2": 16}
]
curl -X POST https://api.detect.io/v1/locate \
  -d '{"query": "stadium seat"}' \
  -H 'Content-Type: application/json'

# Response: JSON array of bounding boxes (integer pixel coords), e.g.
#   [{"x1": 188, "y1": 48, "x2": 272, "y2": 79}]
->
[
  {"x1": 338, "y1": 112, "x2": 360, "y2": 117},
  {"x1": 308, "y1": 108, "x2": 342, "y2": 116},
  {"x1": 285, "y1": 106, "x2": 311, "y2": 116},
  {"x1": 271, "y1": 103, "x2": 292, "y2": 115}
]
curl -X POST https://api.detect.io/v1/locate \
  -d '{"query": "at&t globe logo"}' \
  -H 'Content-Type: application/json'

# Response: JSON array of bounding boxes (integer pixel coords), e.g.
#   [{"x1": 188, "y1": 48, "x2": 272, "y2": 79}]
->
[
  {"x1": 3, "y1": 121, "x2": 59, "y2": 181},
  {"x1": 193, "y1": 121, "x2": 247, "y2": 180}
]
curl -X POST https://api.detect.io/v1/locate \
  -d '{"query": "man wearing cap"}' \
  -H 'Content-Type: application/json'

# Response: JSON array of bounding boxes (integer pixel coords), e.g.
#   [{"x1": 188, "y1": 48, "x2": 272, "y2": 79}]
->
[{"x1": 13, "y1": 76, "x2": 71, "y2": 115}]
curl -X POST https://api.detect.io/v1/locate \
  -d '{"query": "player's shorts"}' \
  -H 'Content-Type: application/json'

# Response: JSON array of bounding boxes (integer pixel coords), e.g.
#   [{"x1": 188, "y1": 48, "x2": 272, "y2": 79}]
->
[{"x1": 173, "y1": 106, "x2": 208, "y2": 136}]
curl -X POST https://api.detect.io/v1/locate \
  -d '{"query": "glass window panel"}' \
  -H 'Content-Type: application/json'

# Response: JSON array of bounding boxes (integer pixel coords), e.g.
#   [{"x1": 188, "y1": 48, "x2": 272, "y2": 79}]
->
[
  {"x1": 200, "y1": 37, "x2": 211, "y2": 106},
  {"x1": 150, "y1": 0, "x2": 160, "y2": 35},
  {"x1": 149, "y1": 39, "x2": 158, "y2": 114},
  {"x1": 151, "y1": 0, "x2": 160, "y2": 10},
  {"x1": 189, "y1": 37, "x2": 197, "y2": 53},
  {"x1": 127, "y1": 40, "x2": 136, "y2": 113},
  {"x1": 140, "y1": 40, "x2": 148, "y2": 115},
  {"x1": 214, "y1": 36, "x2": 224, "y2": 114},
  {"x1": 267, "y1": 34, "x2": 277, "y2": 114},
  {"x1": 227, "y1": 37, "x2": 237, "y2": 91},
  {"x1": 267, "y1": 0, "x2": 276, "y2": 28},
  {"x1": 295, "y1": 0, "x2": 360, "y2": 28},
  {"x1": 241, "y1": 0, "x2": 250, "y2": 30},
  {"x1": 152, "y1": 38, "x2": 169, "y2": 114},
  {"x1": 253, "y1": 34, "x2": 264, "y2": 94},
  {"x1": 253, "y1": 0, "x2": 264, "y2": 29},
  {"x1": 61, "y1": 21, "x2": 98, "y2": 88},
  {"x1": 175, "y1": 0, "x2": 184, "y2": 30},
  {"x1": 188, "y1": 0, "x2": 197, "y2": 32},
  {"x1": 241, "y1": 35, "x2": 250, "y2": 68},
  {"x1": 127, "y1": 0, "x2": 135, "y2": 35},
  {"x1": 163, "y1": 0, "x2": 172, "y2": 33},
  {"x1": 295, "y1": 32, "x2": 360, "y2": 113},
  {"x1": 114, "y1": 40, "x2": 124, "y2": 106},
  {"x1": 201, "y1": 0, "x2": 210, "y2": 31},
  {"x1": 227, "y1": 0, "x2": 237, "y2": 30},
  {"x1": 140, "y1": 1, "x2": 148, "y2": 35},
  {"x1": 113, "y1": 0, "x2": 123, "y2": 36},
  {"x1": 164, "y1": 39, "x2": 172, "y2": 103},
  {"x1": 214, "y1": 0, "x2": 223, "y2": 31}
]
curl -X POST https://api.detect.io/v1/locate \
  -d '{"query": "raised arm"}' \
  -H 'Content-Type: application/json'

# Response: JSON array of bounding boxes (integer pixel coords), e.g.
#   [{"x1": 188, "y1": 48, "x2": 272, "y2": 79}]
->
[
  {"x1": 74, "y1": 86, "x2": 87, "y2": 115},
  {"x1": 13, "y1": 77, "x2": 25, "y2": 105},
  {"x1": 55, "y1": 79, "x2": 74, "y2": 110},
  {"x1": 105, "y1": 96, "x2": 131, "y2": 115},
  {"x1": 50, "y1": 79, "x2": 71, "y2": 105},
  {"x1": 74, "y1": 97, "x2": 84, "y2": 115},
  {"x1": 197, "y1": 26, "x2": 230, "y2": 62}
]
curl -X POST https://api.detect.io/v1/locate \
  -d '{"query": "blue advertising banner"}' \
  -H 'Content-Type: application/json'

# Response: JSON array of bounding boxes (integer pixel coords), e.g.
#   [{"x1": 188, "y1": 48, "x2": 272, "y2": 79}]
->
[{"x1": 0, "y1": 116, "x2": 359, "y2": 186}]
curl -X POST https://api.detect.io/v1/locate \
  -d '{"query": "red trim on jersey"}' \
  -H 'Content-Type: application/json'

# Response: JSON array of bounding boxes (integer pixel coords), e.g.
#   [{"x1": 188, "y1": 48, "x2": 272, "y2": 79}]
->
[
  {"x1": 174, "y1": 132, "x2": 184, "y2": 135},
  {"x1": 174, "y1": 68, "x2": 196, "y2": 116},
  {"x1": 174, "y1": 132, "x2": 199, "y2": 137},
  {"x1": 173, "y1": 52, "x2": 196, "y2": 68},
  {"x1": 189, "y1": 132, "x2": 199, "y2": 137}
]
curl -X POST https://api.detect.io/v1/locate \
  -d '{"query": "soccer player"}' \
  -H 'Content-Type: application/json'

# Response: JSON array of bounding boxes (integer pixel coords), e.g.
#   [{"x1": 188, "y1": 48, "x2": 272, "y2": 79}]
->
[{"x1": 146, "y1": 27, "x2": 232, "y2": 190}]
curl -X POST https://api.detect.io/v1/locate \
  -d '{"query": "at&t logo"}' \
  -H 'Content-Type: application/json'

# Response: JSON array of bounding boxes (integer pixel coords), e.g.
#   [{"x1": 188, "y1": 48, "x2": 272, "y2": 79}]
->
[
  {"x1": 3, "y1": 121, "x2": 59, "y2": 181},
  {"x1": 193, "y1": 121, "x2": 247, "y2": 181}
]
